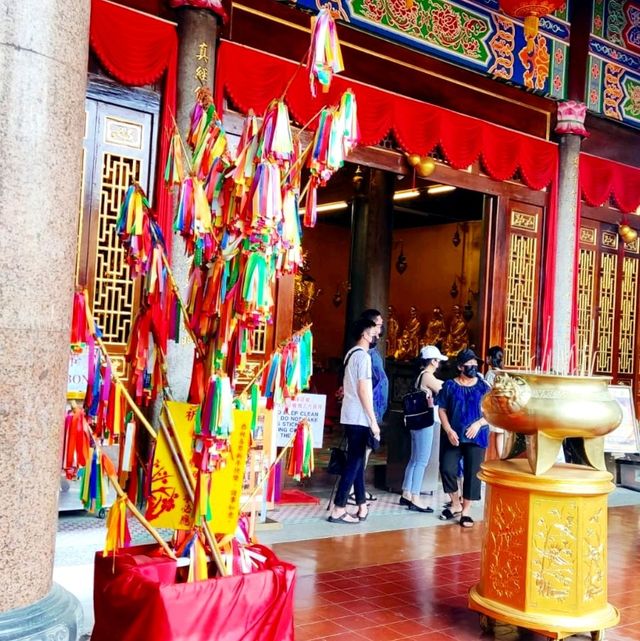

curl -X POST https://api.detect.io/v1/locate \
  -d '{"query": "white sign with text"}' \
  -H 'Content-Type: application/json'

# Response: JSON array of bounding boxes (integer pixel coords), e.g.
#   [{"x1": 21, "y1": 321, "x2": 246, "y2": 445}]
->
[
  {"x1": 273, "y1": 393, "x2": 326, "y2": 448},
  {"x1": 68, "y1": 345, "x2": 90, "y2": 399}
]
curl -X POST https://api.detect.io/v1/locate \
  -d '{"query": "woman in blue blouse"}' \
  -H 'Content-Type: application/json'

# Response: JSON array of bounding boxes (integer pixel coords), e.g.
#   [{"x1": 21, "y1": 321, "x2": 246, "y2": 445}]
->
[{"x1": 438, "y1": 348, "x2": 490, "y2": 528}]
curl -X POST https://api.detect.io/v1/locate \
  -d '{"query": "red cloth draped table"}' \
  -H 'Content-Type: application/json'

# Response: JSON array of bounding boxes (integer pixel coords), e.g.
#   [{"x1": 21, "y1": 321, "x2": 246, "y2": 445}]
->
[{"x1": 92, "y1": 544, "x2": 296, "y2": 641}]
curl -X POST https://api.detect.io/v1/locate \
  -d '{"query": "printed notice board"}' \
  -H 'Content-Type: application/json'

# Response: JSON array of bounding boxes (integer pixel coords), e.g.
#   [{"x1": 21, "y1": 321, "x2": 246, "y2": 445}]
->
[{"x1": 273, "y1": 393, "x2": 326, "y2": 448}]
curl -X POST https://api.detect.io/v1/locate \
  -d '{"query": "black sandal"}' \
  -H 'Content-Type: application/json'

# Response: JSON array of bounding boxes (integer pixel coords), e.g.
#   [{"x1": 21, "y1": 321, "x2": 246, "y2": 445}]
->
[
  {"x1": 348, "y1": 491, "x2": 377, "y2": 505},
  {"x1": 460, "y1": 516, "x2": 474, "y2": 528},
  {"x1": 439, "y1": 508, "x2": 462, "y2": 521},
  {"x1": 327, "y1": 513, "x2": 359, "y2": 524}
]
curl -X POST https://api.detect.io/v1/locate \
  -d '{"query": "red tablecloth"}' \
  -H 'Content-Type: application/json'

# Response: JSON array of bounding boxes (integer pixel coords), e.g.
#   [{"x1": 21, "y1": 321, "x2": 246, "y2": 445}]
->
[{"x1": 92, "y1": 544, "x2": 296, "y2": 641}]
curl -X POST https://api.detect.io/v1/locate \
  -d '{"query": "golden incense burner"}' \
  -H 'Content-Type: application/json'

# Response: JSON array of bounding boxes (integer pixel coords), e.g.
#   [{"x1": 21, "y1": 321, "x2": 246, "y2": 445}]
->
[
  {"x1": 482, "y1": 371, "x2": 622, "y2": 475},
  {"x1": 469, "y1": 371, "x2": 623, "y2": 640}
]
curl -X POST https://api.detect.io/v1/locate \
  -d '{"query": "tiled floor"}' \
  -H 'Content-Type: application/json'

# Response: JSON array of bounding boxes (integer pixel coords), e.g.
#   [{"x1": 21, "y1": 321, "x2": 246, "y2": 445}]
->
[
  {"x1": 56, "y1": 497, "x2": 640, "y2": 639},
  {"x1": 268, "y1": 505, "x2": 640, "y2": 641}
]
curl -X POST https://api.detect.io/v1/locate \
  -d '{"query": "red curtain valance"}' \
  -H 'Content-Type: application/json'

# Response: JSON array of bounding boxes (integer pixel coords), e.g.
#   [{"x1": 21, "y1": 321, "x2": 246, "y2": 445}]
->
[
  {"x1": 580, "y1": 153, "x2": 640, "y2": 214},
  {"x1": 89, "y1": 0, "x2": 177, "y2": 257},
  {"x1": 215, "y1": 40, "x2": 558, "y2": 191}
]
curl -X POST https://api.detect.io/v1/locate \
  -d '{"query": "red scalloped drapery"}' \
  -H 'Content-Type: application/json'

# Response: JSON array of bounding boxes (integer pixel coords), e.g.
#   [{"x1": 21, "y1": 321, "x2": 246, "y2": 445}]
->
[
  {"x1": 580, "y1": 153, "x2": 640, "y2": 213},
  {"x1": 215, "y1": 39, "x2": 559, "y2": 356},
  {"x1": 89, "y1": 0, "x2": 177, "y2": 257},
  {"x1": 214, "y1": 40, "x2": 558, "y2": 191}
]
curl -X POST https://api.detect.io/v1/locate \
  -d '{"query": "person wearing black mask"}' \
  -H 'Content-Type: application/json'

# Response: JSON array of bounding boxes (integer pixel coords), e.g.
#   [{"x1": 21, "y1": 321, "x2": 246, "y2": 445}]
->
[
  {"x1": 360, "y1": 309, "x2": 389, "y2": 426},
  {"x1": 345, "y1": 309, "x2": 388, "y2": 504},
  {"x1": 437, "y1": 348, "x2": 491, "y2": 528}
]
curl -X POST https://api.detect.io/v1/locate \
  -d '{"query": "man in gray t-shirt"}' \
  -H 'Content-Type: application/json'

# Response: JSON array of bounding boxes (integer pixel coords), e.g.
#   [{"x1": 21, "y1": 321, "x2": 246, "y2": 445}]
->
[{"x1": 328, "y1": 318, "x2": 380, "y2": 524}]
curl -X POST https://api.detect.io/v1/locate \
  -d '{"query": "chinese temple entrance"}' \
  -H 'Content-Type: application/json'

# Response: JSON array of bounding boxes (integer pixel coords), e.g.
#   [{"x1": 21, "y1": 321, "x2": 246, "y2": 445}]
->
[{"x1": 299, "y1": 165, "x2": 548, "y2": 375}]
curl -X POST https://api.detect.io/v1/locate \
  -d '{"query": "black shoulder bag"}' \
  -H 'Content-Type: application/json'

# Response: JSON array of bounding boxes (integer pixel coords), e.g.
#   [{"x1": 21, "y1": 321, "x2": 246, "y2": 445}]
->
[{"x1": 402, "y1": 374, "x2": 435, "y2": 430}]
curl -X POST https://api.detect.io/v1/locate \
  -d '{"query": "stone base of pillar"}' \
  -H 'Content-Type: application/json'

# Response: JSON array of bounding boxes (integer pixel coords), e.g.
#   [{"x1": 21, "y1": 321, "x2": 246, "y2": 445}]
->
[{"x1": 0, "y1": 584, "x2": 83, "y2": 641}]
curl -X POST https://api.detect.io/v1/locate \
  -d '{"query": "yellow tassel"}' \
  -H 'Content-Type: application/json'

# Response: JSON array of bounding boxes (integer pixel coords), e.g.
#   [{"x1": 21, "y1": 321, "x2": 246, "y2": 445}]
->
[
  {"x1": 104, "y1": 496, "x2": 127, "y2": 555},
  {"x1": 524, "y1": 15, "x2": 539, "y2": 52}
]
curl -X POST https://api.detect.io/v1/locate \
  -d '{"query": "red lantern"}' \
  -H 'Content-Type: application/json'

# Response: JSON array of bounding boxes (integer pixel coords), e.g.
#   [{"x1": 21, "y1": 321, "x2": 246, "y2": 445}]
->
[{"x1": 500, "y1": 1, "x2": 565, "y2": 50}]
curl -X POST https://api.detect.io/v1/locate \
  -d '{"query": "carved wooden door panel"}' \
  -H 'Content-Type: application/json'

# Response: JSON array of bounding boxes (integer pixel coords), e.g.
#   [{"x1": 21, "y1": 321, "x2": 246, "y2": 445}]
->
[
  {"x1": 488, "y1": 200, "x2": 544, "y2": 369},
  {"x1": 77, "y1": 87, "x2": 158, "y2": 378},
  {"x1": 578, "y1": 219, "x2": 640, "y2": 403}
]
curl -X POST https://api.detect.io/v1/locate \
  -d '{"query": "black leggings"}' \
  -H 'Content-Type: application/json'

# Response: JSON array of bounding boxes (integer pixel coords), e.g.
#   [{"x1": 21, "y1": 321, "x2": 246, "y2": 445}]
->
[{"x1": 440, "y1": 439, "x2": 485, "y2": 501}]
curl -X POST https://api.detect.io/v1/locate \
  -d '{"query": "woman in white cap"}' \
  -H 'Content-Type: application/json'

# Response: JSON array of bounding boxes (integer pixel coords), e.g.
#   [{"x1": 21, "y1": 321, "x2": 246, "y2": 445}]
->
[{"x1": 400, "y1": 345, "x2": 448, "y2": 513}]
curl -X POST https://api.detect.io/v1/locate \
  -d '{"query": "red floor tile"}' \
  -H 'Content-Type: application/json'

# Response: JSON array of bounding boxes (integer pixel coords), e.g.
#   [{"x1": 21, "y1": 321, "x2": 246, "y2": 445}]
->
[
  {"x1": 296, "y1": 620, "x2": 347, "y2": 641},
  {"x1": 389, "y1": 619, "x2": 434, "y2": 636},
  {"x1": 356, "y1": 624, "x2": 409, "y2": 641},
  {"x1": 286, "y1": 506, "x2": 640, "y2": 641},
  {"x1": 319, "y1": 589, "x2": 354, "y2": 604},
  {"x1": 360, "y1": 607, "x2": 408, "y2": 626},
  {"x1": 333, "y1": 614, "x2": 379, "y2": 631}
]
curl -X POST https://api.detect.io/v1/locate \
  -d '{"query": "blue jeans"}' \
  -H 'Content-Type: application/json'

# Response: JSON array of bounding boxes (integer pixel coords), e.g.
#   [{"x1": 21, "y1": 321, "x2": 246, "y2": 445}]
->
[
  {"x1": 334, "y1": 424, "x2": 369, "y2": 507},
  {"x1": 402, "y1": 426, "x2": 434, "y2": 495}
]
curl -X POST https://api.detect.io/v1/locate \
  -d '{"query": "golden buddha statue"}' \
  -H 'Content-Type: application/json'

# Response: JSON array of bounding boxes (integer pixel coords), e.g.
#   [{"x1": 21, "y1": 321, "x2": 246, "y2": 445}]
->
[
  {"x1": 293, "y1": 253, "x2": 321, "y2": 329},
  {"x1": 443, "y1": 304, "x2": 469, "y2": 355},
  {"x1": 422, "y1": 306, "x2": 447, "y2": 348},
  {"x1": 394, "y1": 329, "x2": 414, "y2": 361},
  {"x1": 386, "y1": 305, "x2": 399, "y2": 357},
  {"x1": 405, "y1": 306, "x2": 422, "y2": 357}
]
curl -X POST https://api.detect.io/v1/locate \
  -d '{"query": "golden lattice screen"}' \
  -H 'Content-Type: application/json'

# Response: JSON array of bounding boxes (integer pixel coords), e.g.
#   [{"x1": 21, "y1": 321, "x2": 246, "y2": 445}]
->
[
  {"x1": 503, "y1": 209, "x2": 540, "y2": 369},
  {"x1": 578, "y1": 222, "x2": 640, "y2": 383}
]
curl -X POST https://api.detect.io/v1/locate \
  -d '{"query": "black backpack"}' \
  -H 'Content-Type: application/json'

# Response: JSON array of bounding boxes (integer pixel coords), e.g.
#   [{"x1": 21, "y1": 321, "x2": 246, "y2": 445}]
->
[{"x1": 402, "y1": 375, "x2": 434, "y2": 430}]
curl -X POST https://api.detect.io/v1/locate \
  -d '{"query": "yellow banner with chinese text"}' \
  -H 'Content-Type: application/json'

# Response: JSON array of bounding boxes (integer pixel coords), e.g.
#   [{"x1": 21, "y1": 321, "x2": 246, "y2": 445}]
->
[
  {"x1": 145, "y1": 401, "x2": 198, "y2": 531},
  {"x1": 209, "y1": 409, "x2": 252, "y2": 535}
]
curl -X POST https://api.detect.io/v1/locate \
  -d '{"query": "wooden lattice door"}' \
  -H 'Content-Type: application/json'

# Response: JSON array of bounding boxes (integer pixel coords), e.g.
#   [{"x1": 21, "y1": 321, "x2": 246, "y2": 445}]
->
[
  {"x1": 578, "y1": 218, "x2": 640, "y2": 409},
  {"x1": 487, "y1": 199, "x2": 544, "y2": 369},
  {"x1": 76, "y1": 79, "x2": 159, "y2": 377}
]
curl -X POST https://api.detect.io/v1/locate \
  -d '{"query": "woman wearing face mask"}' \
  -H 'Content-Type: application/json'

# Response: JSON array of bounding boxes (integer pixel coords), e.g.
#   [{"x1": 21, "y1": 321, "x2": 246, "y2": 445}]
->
[
  {"x1": 438, "y1": 348, "x2": 491, "y2": 528},
  {"x1": 400, "y1": 345, "x2": 448, "y2": 512},
  {"x1": 328, "y1": 318, "x2": 381, "y2": 524}
]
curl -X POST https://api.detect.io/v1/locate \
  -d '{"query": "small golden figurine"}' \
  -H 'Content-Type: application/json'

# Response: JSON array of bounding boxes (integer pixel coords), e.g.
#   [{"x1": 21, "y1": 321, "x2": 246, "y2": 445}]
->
[
  {"x1": 386, "y1": 305, "x2": 399, "y2": 358},
  {"x1": 293, "y1": 253, "x2": 321, "y2": 329},
  {"x1": 405, "y1": 306, "x2": 422, "y2": 357},
  {"x1": 394, "y1": 329, "x2": 414, "y2": 361},
  {"x1": 443, "y1": 304, "x2": 469, "y2": 355},
  {"x1": 422, "y1": 306, "x2": 447, "y2": 348}
]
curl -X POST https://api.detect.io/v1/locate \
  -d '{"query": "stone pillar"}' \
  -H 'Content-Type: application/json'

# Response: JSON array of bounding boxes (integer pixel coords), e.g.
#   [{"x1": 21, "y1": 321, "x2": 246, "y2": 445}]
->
[
  {"x1": 345, "y1": 168, "x2": 394, "y2": 347},
  {"x1": 551, "y1": 102, "x2": 587, "y2": 371},
  {"x1": 0, "y1": 0, "x2": 89, "y2": 638},
  {"x1": 167, "y1": 5, "x2": 220, "y2": 400}
]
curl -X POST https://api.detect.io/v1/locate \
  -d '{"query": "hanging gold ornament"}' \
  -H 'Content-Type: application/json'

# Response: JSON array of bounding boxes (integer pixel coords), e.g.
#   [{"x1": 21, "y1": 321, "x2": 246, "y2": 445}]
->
[
  {"x1": 619, "y1": 223, "x2": 638, "y2": 244},
  {"x1": 406, "y1": 153, "x2": 421, "y2": 167},
  {"x1": 416, "y1": 157, "x2": 436, "y2": 177}
]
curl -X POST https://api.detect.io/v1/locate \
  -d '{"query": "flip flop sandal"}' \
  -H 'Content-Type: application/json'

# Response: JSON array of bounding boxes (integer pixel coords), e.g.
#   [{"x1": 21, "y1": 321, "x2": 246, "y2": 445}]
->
[
  {"x1": 366, "y1": 492, "x2": 377, "y2": 501},
  {"x1": 358, "y1": 512, "x2": 368, "y2": 522},
  {"x1": 439, "y1": 508, "x2": 462, "y2": 521},
  {"x1": 327, "y1": 513, "x2": 359, "y2": 524},
  {"x1": 460, "y1": 516, "x2": 474, "y2": 528}
]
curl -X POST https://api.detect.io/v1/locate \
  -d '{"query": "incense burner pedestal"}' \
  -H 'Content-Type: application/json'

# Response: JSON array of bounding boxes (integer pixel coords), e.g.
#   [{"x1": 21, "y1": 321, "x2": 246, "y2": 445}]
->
[{"x1": 468, "y1": 460, "x2": 619, "y2": 640}]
